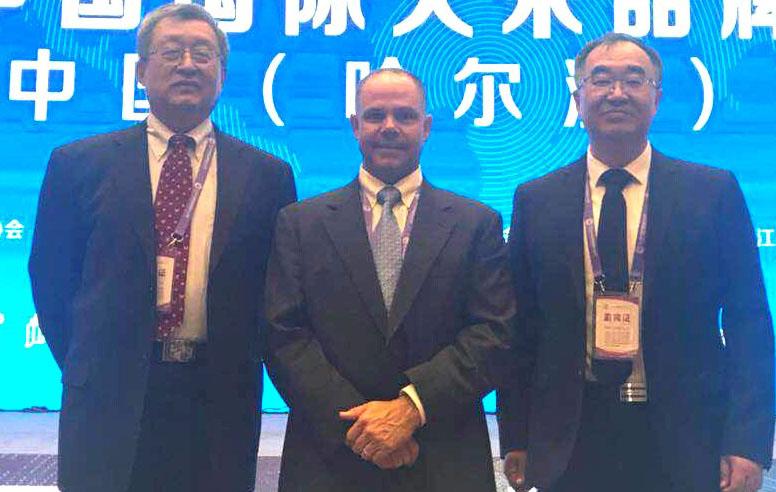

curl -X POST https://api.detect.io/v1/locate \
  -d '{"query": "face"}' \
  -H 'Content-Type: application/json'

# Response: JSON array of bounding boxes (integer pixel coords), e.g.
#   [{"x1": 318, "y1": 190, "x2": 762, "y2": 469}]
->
[
  {"x1": 350, "y1": 72, "x2": 432, "y2": 183},
  {"x1": 137, "y1": 17, "x2": 224, "y2": 129},
  {"x1": 574, "y1": 42, "x2": 661, "y2": 141}
]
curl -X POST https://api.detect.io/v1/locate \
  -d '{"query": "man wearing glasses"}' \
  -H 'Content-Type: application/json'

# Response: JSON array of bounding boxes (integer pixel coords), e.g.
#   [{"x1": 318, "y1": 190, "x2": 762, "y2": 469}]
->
[
  {"x1": 29, "y1": 4, "x2": 295, "y2": 492},
  {"x1": 498, "y1": 33, "x2": 773, "y2": 492}
]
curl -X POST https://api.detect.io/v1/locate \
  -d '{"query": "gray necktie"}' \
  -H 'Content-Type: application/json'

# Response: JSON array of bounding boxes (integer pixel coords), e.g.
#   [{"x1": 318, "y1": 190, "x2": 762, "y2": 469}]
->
[{"x1": 373, "y1": 186, "x2": 403, "y2": 310}]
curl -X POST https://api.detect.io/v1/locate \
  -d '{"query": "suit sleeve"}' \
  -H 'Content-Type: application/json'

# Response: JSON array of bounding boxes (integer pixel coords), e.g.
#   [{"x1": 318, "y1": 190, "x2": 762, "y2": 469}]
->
[
  {"x1": 28, "y1": 148, "x2": 83, "y2": 369},
  {"x1": 264, "y1": 207, "x2": 367, "y2": 454},
  {"x1": 496, "y1": 186, "x2": 540, "y2": 455},
  {"x1": 404, "y1": 208, "x2": 517, "y2": 425},
  {"x1": 718, "y1": 172, "x2": 774, "y2": 468}
]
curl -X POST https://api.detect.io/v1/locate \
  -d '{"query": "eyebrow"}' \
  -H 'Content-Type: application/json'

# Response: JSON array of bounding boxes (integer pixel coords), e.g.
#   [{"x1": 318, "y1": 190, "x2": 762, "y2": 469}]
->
[{"x1": 589, "y1": 65, "x2": 647, "y2": 76}]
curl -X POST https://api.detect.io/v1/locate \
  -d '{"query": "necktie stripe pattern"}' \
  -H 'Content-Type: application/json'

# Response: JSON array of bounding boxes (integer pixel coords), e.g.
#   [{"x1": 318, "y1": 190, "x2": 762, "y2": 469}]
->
[
  {"x1": 373, "y1": 186, "x2": 403, "y2": 311},
  {"x1": 155, "y1": 134, "x2": 194, "y2": 340}
]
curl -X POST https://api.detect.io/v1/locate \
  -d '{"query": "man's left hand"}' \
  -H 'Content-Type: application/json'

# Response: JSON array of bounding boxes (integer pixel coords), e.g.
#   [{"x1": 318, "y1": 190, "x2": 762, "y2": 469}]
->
[
  {"x1": 720, "y1": 455, "x2": 763, "y2": 492},
  {"x1": 339, "y1": 396, "x2": 422, "y2": 458}
]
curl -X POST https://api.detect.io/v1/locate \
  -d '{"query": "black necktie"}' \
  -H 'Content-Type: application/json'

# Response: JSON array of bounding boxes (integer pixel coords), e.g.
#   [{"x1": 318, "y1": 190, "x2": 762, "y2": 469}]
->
[
  {"x1": 597, "y1": 168, "x2": 633, "y2": 292},
  {"x1": 593, "y1": 168, "x2": 634, "y2": 385}
]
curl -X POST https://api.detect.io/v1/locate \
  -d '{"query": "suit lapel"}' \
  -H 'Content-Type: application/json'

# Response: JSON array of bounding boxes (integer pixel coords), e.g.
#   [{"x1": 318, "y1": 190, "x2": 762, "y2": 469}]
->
[
  {"x1": 209, "y1": 130, "x2": 251, "y2": 274},
  {"x1": 386, "y1": 182, "x2": 455, "y2": 339},
  {"x1": 113, "y1": 123, "x2": 156, "y2": 262},
  {"x1": 642, "y1": 150, "x2": 680, "y2": 307},
  {"x1": 560, "y1": 158, "x2": 587, "y2": 313},
  {"x1": 322, "y1": 181, "x2": 389, "y2": 334}
]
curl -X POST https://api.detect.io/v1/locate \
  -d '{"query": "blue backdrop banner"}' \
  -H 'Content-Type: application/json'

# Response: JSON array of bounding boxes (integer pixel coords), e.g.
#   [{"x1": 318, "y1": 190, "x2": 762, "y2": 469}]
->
[{"x1": 0, "y1": 0, "x2": 774, "y2": 412}]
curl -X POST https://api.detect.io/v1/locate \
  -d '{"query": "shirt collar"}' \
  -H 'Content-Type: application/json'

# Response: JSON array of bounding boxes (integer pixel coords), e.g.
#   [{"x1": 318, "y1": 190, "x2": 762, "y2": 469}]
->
[
  {"x1": 358, "y1": 165, "x2": 423, "y2": 208},
  {"x1": 146, "y1": 113, "x2": 214, "y2": 162},
  {"x1": 587, "y1": 142, "x2": 651, "y2": 188}
]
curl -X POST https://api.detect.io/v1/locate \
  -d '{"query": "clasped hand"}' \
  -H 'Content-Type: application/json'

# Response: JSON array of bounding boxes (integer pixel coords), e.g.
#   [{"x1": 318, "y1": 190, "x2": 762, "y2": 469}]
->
[{"x1": 339, "y1": 396, "x2": 422, "y2": 470}]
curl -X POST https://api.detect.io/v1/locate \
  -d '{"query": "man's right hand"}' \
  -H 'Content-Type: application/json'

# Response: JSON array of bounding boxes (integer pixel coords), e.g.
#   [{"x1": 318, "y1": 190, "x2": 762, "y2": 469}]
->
[{"x1": 504, "y1": 450, "x2": 528, "y2": 491}]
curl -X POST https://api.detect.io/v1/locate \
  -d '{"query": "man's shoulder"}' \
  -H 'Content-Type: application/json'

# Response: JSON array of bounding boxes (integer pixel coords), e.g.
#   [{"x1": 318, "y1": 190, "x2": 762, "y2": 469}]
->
[
  {"x1": 653, "y1": 151, "x2": 734, "y2": 184},
  {"x1": 53, "y1": 124, "x2": 144, "y2": 157},
  {"x1": 516, "y1": 157, "x2": 586, "y2": 197},
  {"x1": 424, "y1": 184, "x2": 500, "y2": 221},
  {"x1": 216, "y1": 130, "x2": 290, "y2": 172},
  {"x1": 283, "y1": 183, "x2": 354, "y2": 216}
]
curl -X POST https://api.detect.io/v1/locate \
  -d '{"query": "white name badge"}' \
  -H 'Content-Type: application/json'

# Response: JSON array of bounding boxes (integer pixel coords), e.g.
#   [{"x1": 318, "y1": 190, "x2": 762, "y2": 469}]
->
[
  {"x1": 593, "y1": 293, "x2": 640, "y2": 360},
  {"x1": 156, "y1": 255, "x2": 175, "y2": 312}
]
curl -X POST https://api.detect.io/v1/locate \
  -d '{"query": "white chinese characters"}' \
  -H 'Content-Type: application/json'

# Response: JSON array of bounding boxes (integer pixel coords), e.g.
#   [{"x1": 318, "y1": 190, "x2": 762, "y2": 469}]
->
[
  {"x1": 502, "y1": 0, "x2": 582, "y2": 38},
  {"x1": 25, "y1": 314, "x2": 46, "y2": 349},
  {"x1": 9, "y1": 49, "x2": 75, "y2": 122},
  {"x1": 286, "y1": 0, "x2": 365, "y2": 36},
  {"x1": 61, "y1": 0, "x2": 141, "y2": 30},
  {"x1": 722, "y1": 0, "x2": 776, "y2": 39},
  {"x1": 454, "y1": 58, "x2": 522, "y2": 127}
]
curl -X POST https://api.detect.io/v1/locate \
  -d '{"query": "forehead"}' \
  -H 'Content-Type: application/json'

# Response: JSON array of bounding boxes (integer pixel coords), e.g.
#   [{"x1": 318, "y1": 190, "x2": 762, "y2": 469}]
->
[
  {"x1": 583, "y1": 42, "x2": 656, "y2": 75},
  {"x1": 359, "y1": 74, "x2": 423, "y2": 109},
  {"x1": 151, "y1": 17, "x2": 218, "y2": 45}
]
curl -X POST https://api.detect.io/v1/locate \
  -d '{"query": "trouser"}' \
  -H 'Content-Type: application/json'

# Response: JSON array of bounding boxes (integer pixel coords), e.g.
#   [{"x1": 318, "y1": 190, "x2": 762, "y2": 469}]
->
[
  {"x1": 546, "y1": 382, "x2": 671, "y2": 492},
  {"x1": 126, "y1": 348, "x2": 213, "y2": 492}
]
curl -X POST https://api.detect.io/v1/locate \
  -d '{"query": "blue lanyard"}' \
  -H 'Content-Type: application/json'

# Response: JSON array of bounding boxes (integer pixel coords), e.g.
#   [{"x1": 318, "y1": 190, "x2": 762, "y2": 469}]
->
[{"x1": 169, "y1": 137, "x2": 216, "y2": 246}]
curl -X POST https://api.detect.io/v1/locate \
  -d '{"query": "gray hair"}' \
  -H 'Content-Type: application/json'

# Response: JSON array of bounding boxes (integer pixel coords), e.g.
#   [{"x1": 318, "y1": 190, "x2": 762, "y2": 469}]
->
[
  {"x1": 574, "y1": 33, "x2": 663, "y2": 87},
  {"x1": 137, "y1": 3, "x2": 229, "y2": 67},
  {"x1": 355, "y1": 68, "x2": 428, "y2": 113}
]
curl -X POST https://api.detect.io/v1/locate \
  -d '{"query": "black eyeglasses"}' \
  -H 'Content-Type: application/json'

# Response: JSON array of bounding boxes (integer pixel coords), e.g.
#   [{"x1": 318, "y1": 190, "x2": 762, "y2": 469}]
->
[{"x1": 148, "y1": 45, "x2": 219, "y2": 66}]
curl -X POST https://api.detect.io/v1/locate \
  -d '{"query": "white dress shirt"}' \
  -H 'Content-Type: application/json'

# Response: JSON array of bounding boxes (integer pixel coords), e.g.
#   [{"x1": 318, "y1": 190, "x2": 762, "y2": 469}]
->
[
  {"x1": 147, "y1": 113, "x2": 217, "y2": 342},
  {"x1": 584, "y1": 143, "x2": 651, "y2": 388}
]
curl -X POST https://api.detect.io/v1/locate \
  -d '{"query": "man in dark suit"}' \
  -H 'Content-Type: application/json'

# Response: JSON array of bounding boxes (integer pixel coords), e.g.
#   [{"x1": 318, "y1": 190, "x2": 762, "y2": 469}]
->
[
  {"x1": 28, "y1": 4, "x2": 295, "y2": 492},
  {"x1": 264, "y1": 68, "x2": 515, "y2": 491},
  {"x1": 498, "y1": 33, "x2": 773, "y2": 492}
]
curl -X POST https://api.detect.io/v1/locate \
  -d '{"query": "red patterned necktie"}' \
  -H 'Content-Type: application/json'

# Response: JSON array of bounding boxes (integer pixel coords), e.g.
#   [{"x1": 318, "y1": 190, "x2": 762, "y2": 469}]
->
[{"x1": 154, "y1": 134, "x2": 194, "y2": 340}]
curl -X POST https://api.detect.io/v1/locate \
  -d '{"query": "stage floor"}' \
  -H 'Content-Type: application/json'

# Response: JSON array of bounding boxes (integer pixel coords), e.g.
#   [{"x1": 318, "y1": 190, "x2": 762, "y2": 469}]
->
[{"x1": 1, "y1": 412, "x2": 775, "y2": 491}]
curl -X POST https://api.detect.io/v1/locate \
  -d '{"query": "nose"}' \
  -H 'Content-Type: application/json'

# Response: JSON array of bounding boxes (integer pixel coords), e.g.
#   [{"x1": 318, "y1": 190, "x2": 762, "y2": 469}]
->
[
  {"x1": 176, "y1": 49, "x2": 197, "y2": 71},
  {"x1": 607, "y1": 80, "x2": 628, "y2": 98},
  {"x1": 380, "y1": 115, "x2": 400, "y2": 137}
]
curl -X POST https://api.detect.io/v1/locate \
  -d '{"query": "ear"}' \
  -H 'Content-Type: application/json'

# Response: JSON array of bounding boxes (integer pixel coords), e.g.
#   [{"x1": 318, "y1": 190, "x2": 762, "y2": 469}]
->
[
  {"x1": 654, "y1": 87, "x2": 662, "y2": 110},
  {"x1": 573, "y1": 90, "x2": 581, "y2": 112},
  {"x1": 421, "y1": 114, "x2": 432, "y2": 142},
  {"x1": 349, "y1": 114, "x2": 360, "y2": 139},
  {"x1": 136, "y1": 58, "x2": 147, "y2": 86}
]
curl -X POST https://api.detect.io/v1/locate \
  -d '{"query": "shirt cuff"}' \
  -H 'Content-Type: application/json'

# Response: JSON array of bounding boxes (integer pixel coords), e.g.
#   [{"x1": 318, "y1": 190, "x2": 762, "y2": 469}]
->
[{"x1": 400, "y1": 384, "x2": 426, "y2": 426}]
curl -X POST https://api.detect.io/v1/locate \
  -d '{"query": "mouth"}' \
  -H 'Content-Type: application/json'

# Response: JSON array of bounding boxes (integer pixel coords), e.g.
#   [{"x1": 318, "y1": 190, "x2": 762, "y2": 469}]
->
[
  {"x1": 602, "y1": 108, "x2": 632, "y2": 116},
  {"x1": 171, "y1": 80, "x2": 200, "y2": 90}
]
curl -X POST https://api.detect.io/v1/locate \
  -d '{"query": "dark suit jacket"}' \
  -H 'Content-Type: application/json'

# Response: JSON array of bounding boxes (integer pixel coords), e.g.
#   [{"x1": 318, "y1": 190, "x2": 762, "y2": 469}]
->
[
  {"x1": 265, "y1": 180, "x2": 516, "y2": 492},
  {"x1": 497, "y1": 150, "x2": 774, "y2": 491},
  {"x1": 28, "y1": 122, "x2": 296, "y2": 492}
]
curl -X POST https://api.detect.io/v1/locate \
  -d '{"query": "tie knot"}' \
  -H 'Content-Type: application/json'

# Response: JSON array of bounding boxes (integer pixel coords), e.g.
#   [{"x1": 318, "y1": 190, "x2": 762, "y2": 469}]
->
[
  {"x1": 377, "y1": 186, "x2": 402, "y2": 208},
  {"x1": 168, "y1": 134, "x2": 194, "y2": 152},
  {"x1": 598, "y1": 168, "x2": 633, "y2": 192}
]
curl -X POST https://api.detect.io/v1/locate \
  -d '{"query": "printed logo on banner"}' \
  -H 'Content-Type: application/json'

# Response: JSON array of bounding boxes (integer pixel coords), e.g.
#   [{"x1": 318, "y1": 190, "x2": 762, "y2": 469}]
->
[
  {"x1": 25, "y1": 314, "x2": 46, "y2": 349},
  {"x1": 454, "y1": 58, "x2": 522, "y2": 127},
  {"x1": 175, "y1": 0, "x2": 253, "y2": 33},
  {"x1": 122, "y1": 54, "x2": 149, "y2": 121},
  {"x1": 9, "y1": 49, "x2": 75, "y2": 121},
  {"x1": 285, "y1": 0, "x2": 365, "y2": 36},
  {"x1": 61, "y1": 0, "x2": 141, "y2": 30}
]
